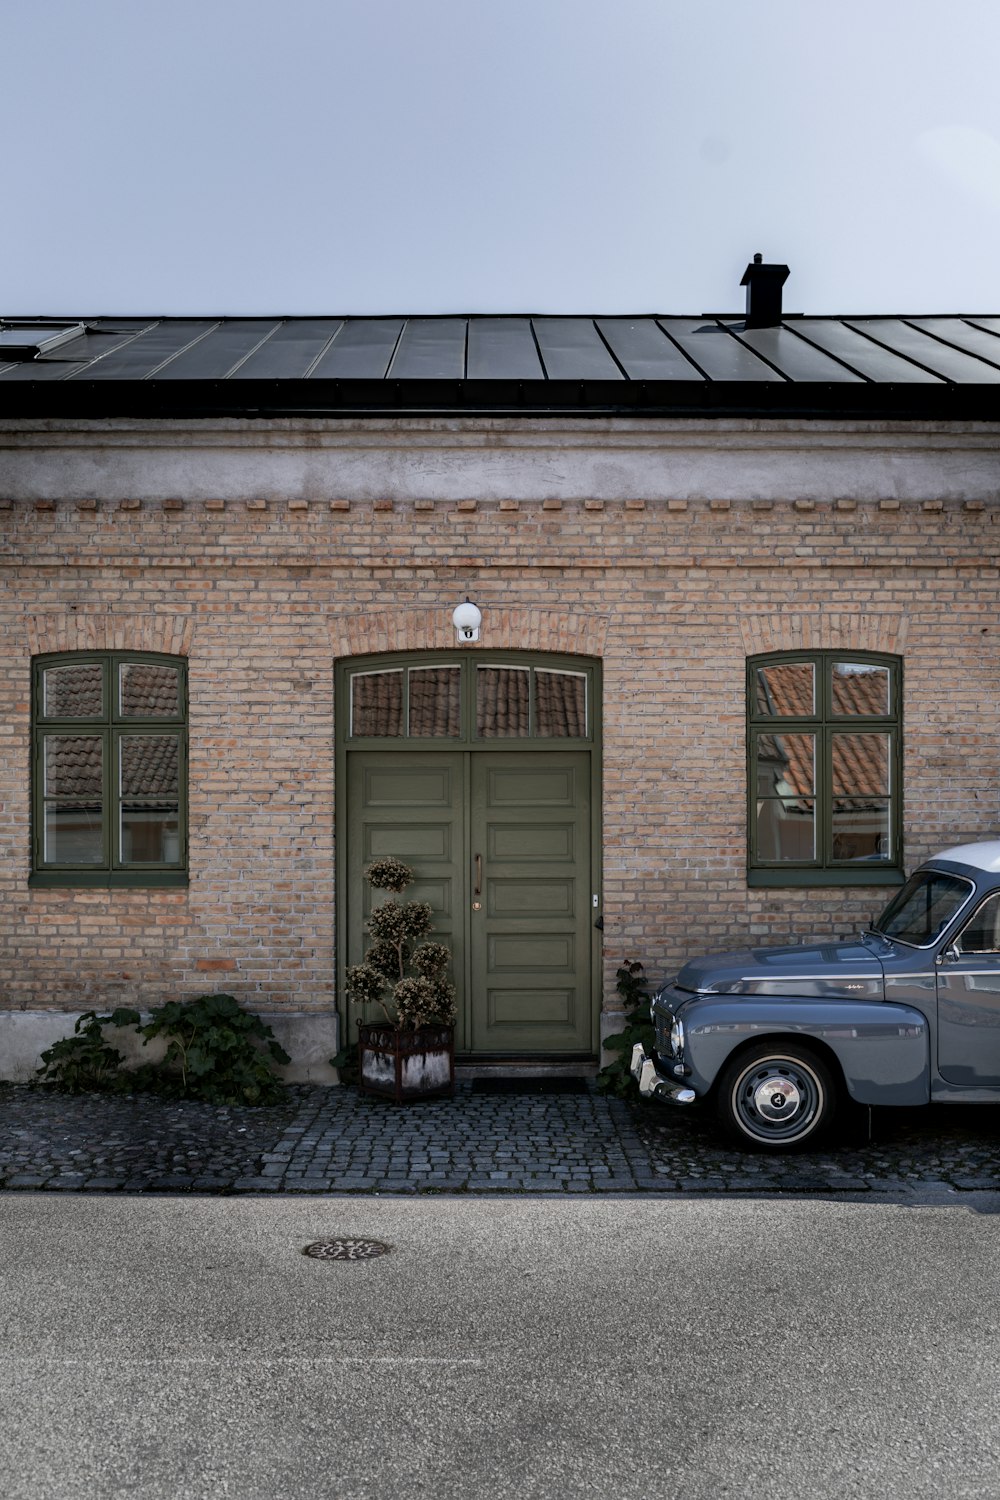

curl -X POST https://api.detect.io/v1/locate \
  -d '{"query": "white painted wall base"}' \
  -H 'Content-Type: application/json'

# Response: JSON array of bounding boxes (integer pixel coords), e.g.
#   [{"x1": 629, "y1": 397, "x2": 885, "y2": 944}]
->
[{"x1": 0, "y1": 1011, "x2": 341, "y2": 1086}]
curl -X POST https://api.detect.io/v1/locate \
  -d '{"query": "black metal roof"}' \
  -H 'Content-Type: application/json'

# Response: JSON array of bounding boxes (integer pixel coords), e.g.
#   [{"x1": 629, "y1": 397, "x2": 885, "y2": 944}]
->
[{"x1": 2, "y1": 314, "x2": 1000, "y2": 420}]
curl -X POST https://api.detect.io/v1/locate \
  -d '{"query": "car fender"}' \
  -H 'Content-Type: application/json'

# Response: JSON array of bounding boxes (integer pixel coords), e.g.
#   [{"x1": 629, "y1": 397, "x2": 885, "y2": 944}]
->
[{"x1": 677, "y1": 998, "x2": 930, "y2": 1106}]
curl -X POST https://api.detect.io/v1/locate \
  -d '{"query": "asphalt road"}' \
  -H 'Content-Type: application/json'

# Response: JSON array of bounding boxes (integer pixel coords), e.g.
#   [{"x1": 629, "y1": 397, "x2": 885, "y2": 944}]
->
[{"x1": 3, "y1": 1194, "x2": 1000, "y2": 1499}]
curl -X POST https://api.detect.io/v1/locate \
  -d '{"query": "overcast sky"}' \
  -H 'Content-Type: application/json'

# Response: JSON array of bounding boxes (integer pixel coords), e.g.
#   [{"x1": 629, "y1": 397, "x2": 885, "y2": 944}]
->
[{"x1": 5, "y1": 0, "x2": 1000, "y2": 316}]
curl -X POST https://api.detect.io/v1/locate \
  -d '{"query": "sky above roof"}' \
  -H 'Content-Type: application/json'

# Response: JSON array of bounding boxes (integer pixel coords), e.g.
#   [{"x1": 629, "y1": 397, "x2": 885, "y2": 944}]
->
[{"x1": 6, "y1": 0, "x2": 1000, "y2": 317}]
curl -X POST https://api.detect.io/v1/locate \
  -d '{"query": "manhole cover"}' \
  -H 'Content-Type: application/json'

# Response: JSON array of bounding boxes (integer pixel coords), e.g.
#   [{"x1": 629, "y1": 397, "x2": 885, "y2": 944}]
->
[{"x1": 303, "y1": 1238, "x2": 392, "y2": 1261}]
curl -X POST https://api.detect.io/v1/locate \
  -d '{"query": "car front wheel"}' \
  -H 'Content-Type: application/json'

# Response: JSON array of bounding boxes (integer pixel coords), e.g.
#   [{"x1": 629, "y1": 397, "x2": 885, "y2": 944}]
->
[{"x1": 717, "y1": 1043, "x2": 836, "y2": 1151}]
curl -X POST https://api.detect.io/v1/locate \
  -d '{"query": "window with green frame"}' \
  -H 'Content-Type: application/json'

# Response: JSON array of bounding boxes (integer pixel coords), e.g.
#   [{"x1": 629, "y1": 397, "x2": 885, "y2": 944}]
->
[
  {"x1": 747, "y1": 651, "x2": 903, "y2": 887},
  {"x1": 31, "y1": 652, "x2": 188, "y2": 887}
]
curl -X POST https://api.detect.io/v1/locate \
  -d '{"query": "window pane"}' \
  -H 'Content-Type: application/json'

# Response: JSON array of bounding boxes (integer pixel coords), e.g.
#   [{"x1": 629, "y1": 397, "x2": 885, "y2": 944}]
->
[
  {"x1": 408, "y1": 667, "x2": 461, "y2": 737},
  {"x1": 121, "y1": 807, "x2": 180, "y2": 864},
  {"x1": 535, "y1": 670, "x2": 587, "y2": 737},
  {"x1": 754, "y1": 662, "x2": 814, "y2": 717},
  {"x1": 957, "y1": 894, "x2": 1000, "y2": 954},
  {"x1": 42, "y1": 663, "x2": 103, "y2": 718},
  {"x1": 832, "y1": 798, "x2": 891, "y2": 862},
  {"x1": 875, "y1": 872, "x2": 972, "y2": 946},
  {"x1": 755, "y1": 733, "x2": 814, "y2": 797},
  {"x1": 351, "y1": 671, "x2": 403, "y2": 737},
  {"x1": 119, "y1": 662, "x2": 182, "y2": 718},
  {"x1": 44, "y1": 804, "x2": 104, "y2": 864},
  {"x1": 832, "y1": 733, "x2": 890, "y2": 797},
  {"x1": 756, "y1": 799, "x2": 815, "y2": 861},
  {"x1": 44, "y1": 736, "x2": 103, "y2": 799},
  {"x1": 831, "y1": 662, "x2": 891, "y2": 716},
  {"x1": 119, "y1": 736, "x2": 180, "y2": 865},
  {"x1": 477, "y1": 667, "x2": 530, "y2": 737},
  {"x1": 120, "y1": 736, "x2": 180, "y2": 798}
]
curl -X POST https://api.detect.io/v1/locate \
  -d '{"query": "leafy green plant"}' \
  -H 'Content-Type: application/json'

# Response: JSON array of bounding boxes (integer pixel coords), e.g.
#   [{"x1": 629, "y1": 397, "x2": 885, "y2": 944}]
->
[
  {"x1": 596, "y1": 961, "x2": 655, "y2": 1098},
  {"x1": 132, "y1": 993, "x2": 290, "y2": 1105},
  {"x1": 345, "y1": 858, "x2": 457, "y2": 1030},
  {"x1": 35, "y1": 1008, "x2": 141, "y2": 1094}
]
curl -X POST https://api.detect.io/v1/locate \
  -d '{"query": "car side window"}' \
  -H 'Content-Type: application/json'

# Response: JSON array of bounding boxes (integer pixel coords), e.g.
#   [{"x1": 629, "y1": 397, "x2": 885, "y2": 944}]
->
[{"x1": 956, "y1": 893, "x2": 1000, "y2": 955}]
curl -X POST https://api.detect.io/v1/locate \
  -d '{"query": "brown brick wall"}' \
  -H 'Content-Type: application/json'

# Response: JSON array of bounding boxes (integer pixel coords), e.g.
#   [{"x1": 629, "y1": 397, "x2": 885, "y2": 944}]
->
[{"x1": 2, "y1": 490, "x2": 999, "y2": 1024}]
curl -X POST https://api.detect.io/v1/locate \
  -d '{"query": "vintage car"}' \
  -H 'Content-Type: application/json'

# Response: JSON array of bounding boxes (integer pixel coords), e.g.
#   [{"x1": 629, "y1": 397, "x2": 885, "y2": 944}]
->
[{"x1": 631, "y1": 841, "x2": 1000, "y2": 1151}]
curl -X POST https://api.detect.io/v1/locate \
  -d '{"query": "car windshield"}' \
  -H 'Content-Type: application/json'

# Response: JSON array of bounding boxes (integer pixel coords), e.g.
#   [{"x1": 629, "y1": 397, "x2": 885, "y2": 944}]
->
[{"x1": 872, "y1": 870, "x2": 974, "y2": 947}]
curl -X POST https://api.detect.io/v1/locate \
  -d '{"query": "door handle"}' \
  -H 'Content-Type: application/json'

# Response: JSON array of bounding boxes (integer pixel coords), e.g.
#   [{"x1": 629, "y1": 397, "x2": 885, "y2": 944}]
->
[{"x1": 474, "y1": 853, "x2": 482, "y2": 897}]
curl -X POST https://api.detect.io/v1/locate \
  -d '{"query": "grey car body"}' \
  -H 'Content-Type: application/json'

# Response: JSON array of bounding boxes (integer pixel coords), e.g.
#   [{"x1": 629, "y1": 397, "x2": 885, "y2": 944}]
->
[{"x1": 631, "y1": 841, "x2": 1000, "y2": 1149}]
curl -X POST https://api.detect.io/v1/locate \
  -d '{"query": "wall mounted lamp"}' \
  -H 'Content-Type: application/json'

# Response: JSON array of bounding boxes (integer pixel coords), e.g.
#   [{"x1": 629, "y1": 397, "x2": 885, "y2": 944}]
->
[{"x1": 452, "y1": 598, "x2": 482, "y2": 643}]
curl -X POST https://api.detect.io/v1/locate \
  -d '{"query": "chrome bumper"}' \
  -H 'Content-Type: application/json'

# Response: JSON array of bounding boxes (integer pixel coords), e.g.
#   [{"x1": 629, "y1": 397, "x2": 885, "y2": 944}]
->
[{"x1": 630, "y1": 1042, "x2": 697, "y2": 1105}]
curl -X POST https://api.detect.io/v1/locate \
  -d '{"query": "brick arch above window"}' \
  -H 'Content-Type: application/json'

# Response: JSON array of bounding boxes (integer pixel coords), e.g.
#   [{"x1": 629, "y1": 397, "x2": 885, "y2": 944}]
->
[
  {"x1": 27, "y1": 615, "x2": 194, "y2": 660},
  {"x1": 738, "y1": 612, "x2": 907, "y2": 660},
  {"x1": 327, "y1": 606, "x2": 610, "y2": 661}
]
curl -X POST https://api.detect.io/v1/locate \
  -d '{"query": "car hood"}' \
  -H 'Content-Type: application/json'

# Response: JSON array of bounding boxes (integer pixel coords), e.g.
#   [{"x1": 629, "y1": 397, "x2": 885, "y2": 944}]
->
[{"x1": 674, "y1": 938, "x2": 885, "y2": 1000}]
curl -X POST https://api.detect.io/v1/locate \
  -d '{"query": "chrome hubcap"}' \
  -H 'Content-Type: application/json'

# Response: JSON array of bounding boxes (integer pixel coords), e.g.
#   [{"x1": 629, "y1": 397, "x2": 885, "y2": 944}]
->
[{"x1": 753, "y1": 1076, "x2": 801, "y2": 1121}]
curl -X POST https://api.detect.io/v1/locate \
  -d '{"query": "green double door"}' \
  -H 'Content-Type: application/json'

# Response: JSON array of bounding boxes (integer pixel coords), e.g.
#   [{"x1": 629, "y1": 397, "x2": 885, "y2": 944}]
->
[{"x1": 347, "y1": 750, "x2": 593, "y2": 1056}]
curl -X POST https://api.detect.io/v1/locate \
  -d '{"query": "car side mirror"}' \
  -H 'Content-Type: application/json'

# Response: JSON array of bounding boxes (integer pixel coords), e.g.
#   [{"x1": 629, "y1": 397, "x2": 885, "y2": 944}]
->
[{"x1": 937, "y1": 944, "x2": 960, "y2": 965}]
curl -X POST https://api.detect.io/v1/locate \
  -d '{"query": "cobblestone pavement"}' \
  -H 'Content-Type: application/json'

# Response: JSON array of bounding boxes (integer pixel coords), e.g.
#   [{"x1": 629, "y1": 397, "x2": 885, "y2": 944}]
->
[{"x1": 3, "y1": 1080, "x2": 1000, "y2": 1196}]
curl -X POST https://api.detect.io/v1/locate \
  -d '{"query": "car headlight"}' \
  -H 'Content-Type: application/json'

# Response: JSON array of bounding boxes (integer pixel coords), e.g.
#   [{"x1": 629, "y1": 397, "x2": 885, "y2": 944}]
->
[{"x1": 669, "y1": 1017, "x2": 685, "y2": 1057}]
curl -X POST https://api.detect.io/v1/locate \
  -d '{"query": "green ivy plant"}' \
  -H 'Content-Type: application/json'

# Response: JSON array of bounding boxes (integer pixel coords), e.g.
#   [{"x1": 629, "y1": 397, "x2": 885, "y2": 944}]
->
[
  {"x1": 595, "y1": 961, "x2": 655, "y2": 1098},
  {"x1": 345, "y1": 858, "x2": 457, "y2": 1030},
  {"x1": 35, "y1": 993, "x2": 290, "y2": 1106},
  {"x1": 35, "y1": 1007, "x2": 141, "y2": 1095}
]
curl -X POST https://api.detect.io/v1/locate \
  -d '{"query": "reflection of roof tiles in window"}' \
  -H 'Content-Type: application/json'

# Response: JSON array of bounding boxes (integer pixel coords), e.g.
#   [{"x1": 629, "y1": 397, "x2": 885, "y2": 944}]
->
[
  {"x1": 477, "y1": 669, "x2": 530, "y2": 737},
  {"x1": 120, "y1": 738, "x2": 180, "y2": 798},
  {"x1": 46, "y1": 738, "x2": 103, "y2": 799},
  {"x1": 536, "y1": 673, "x2": 586, "y2": 736},
  {"x1": 757, "y1": 664, "x2": 891, "y2": 802},
  {"x1": 44, "y1": 664, "x2": 103, "y2": 717},
  {"x1": 120, "y1": 665, "x2": 181, "y2": 717},
  {"x1": 832, "y1": 735, "x2": 888, "y2": 798},
  {"x1": 409, "y1": 669, "x2": 460, "y2": 737},
  {"x1": 352, "y1": 673, "x2": 402, "y2": 737},
  {"x1": 47, "y1": 736, "x2": 179, "y2": 800}
]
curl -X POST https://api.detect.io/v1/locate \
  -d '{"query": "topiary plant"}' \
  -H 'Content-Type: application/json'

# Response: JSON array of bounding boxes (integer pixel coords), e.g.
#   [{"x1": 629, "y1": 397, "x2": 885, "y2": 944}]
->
[{"x1": 345, "y1": 858, "x2": 457, "y2": 1030}]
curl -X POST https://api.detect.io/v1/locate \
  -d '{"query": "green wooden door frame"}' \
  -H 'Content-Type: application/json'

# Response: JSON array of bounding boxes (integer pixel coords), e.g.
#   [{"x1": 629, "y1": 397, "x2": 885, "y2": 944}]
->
[{"x1": 335, "y1": 650, "x2": 603, "y2": 1059}]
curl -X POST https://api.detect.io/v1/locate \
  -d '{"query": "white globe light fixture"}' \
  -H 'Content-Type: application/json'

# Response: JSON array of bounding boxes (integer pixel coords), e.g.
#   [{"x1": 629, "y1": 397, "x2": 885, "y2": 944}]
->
[{"x1": 452, "y1": 598, "x2": 482, "y2": 643}]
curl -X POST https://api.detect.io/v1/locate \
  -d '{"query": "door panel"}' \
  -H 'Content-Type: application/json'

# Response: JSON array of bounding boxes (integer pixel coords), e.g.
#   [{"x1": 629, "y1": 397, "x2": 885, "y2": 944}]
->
[
  {"x1": 347, "y1": 753, "x2": 467, "y2": 1048},
  {"x1": 470, "y1": 752, "x2": 592, "y2": 1054},
  {"x1": 937, "y1": 961, "x2": 1000, "y2": 1087}
]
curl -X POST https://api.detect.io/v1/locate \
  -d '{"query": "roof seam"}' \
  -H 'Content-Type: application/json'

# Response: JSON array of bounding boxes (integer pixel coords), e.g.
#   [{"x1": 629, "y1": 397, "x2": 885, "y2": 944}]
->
[
  {"x1": 141, "y1": 322, "x2": 223, "y2": 380},
  {"x1": 303, "y1": 322, "x2": 346, "y2": 379},
  {"x1": 60, "y1": 322, "x2": 160, "y2": 381},
  {"x1": 654, "y1": 320, "x2": 710, "y2": 381},
  {"x1": 900, "y1": 318, "x2": 1000, "y2": 376},
  {"x1": 778, "y1": 323, "x2": 874, "y2": 384},
  {"x1": 717, "y1": 322, "x2": 792, "y2": 382},
  {"x1": 223, "y1": 319, "x2": 286, "y2": 378},
  {"x1": 590, "y1": 319, "x2": 630, "y2": 381},
  {"x1": 843, "y1": 321, "x2": 959, "y2": 384}
]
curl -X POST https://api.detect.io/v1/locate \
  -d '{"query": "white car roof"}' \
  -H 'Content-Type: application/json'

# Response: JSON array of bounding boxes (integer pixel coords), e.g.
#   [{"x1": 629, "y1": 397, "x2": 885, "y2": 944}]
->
[{"x1": 930, "y1": 840, "x2": 1000, "y2": 873}]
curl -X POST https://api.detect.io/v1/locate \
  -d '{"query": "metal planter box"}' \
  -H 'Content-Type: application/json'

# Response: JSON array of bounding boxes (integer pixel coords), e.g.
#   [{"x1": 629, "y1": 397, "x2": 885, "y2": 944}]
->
[{"x1": 357, "y1": 1022, "x2": 455, "y2": 1103}]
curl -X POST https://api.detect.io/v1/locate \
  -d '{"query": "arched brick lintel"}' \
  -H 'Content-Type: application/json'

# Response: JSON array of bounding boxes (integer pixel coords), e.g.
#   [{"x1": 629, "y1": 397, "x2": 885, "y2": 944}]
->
[
  {"x1": 328, "y1": 607, "x2": 611, "y2": 660},
  {"x1": 738, "y1": 612, "x2": 907, "y2": 658},
  {"x1": 27, "y1": 615, "x2": 195, "y2": 658}
]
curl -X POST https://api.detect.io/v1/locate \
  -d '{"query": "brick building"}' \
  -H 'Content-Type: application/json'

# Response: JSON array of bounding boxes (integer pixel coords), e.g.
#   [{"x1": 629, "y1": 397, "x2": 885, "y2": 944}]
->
[{"x1": 2, "y1": 267, "x2": 1000, "y2": 1079}]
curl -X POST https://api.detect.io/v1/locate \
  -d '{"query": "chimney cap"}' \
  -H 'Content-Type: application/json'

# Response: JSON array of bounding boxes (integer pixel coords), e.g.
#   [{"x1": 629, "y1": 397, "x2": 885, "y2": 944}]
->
[{"x1": 740, "y1": 254, "x2": 790, "y2": 288}]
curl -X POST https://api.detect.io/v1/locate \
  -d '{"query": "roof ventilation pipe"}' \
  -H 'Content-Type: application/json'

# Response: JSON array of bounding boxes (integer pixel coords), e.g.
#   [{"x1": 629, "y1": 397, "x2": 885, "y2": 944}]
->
[{"x1": 739, "y1": 253, "x2": 790, "y2": 328}]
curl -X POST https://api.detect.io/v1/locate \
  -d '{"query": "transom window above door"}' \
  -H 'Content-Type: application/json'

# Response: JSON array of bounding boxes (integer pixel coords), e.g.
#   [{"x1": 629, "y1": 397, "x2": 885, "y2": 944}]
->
[{"x1": 345, "y1": 655, "x2": 594, "y2": 743}]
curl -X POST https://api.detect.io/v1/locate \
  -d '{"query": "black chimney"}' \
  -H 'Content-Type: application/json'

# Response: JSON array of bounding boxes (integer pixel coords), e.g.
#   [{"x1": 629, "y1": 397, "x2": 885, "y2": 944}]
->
[{"x1": 740, "y1": 253, "x2": 790, "y2": 329}]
